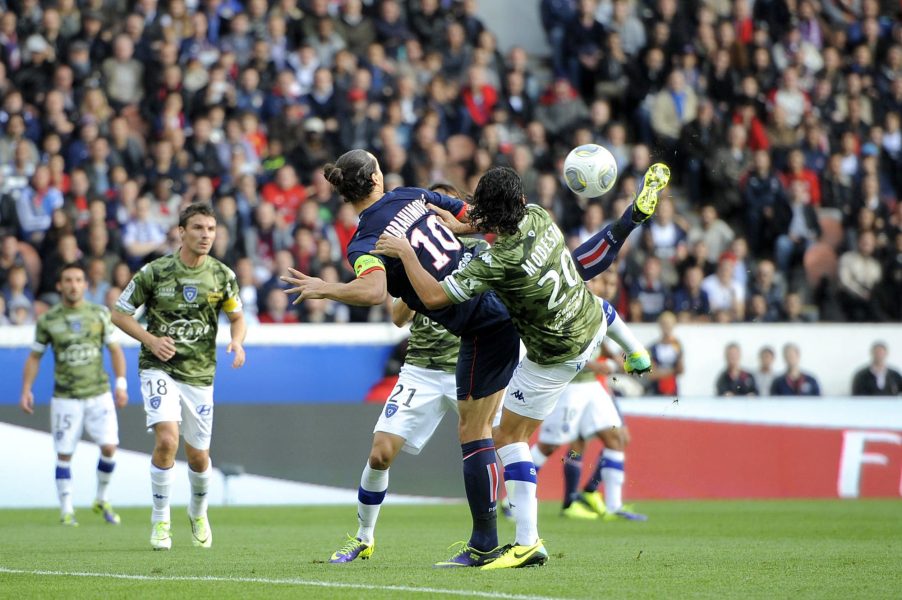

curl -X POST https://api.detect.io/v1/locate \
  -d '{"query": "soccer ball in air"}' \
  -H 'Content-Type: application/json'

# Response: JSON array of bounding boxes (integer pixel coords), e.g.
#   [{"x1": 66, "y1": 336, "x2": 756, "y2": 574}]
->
[{"x1": 563, "y1": 144, "x2": 618, "y2": 198}]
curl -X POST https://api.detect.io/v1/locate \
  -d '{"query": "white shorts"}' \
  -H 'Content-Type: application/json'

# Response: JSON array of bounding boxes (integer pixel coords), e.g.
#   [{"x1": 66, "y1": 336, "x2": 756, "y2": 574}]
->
[
  {"x1": 502, "y1": 324, "x2": 606, "y2": 421},
  {"x1": 140, "y1": 369, "x2": 214, "y2": 451},
  {"x1": 50, "y1": 392, "x2": 119, "y2": 455},
  {"x1": 373, "y1": 364, "x2": 458, "y2": 455},
  {"x1": 538, "y1": 381, "x2": 623, "y2": 445}
]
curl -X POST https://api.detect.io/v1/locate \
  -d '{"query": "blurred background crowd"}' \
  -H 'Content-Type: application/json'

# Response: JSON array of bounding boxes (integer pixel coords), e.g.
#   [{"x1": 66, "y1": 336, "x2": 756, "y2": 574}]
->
[{"x1": 0, "y1": 0, "x2": 899, "y2": 326}]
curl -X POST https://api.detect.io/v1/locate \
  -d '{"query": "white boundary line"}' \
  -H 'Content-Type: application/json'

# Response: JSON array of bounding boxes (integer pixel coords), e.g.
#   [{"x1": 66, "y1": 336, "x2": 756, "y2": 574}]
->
[{"x1": 0, "y1": 567, "x2": 572, "y2": 600}]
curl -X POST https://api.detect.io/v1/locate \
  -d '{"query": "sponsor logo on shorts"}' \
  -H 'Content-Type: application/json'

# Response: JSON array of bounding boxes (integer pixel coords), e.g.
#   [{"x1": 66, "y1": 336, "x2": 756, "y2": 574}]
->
[
  {"x1": 196, "y1": 404, "x2": 212, "y2": 416},
  {"x1": 384, "y1": 404, "x2": 398, "y2": 418},
  {"x1": 183, "y1": 286, "x2": 198, "y2": 302},
  {"x1": 55, "y1": 431, "x2": 64, "y2": 440},
  {"x1": 150, "y1": 396, "x2": 161, "y2": 409},
  {"x1": 512, "y1": 390, "x2": 525, "y2": 403}
]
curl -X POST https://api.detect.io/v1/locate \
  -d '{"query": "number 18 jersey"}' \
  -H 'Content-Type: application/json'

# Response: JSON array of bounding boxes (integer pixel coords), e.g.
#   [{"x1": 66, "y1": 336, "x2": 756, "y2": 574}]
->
[{"x1": 346, "y1": 187, "x2": 509, "y2": 336}]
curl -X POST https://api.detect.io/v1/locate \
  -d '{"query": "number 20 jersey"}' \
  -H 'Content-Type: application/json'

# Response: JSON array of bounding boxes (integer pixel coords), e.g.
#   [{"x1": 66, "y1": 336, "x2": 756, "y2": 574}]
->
[{"x1": 346, "y1": 187, "x2": 510, "y2": 336}]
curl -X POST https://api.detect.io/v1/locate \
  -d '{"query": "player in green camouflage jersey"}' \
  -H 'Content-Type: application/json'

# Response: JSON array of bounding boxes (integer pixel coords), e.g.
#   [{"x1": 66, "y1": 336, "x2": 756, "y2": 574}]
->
[
  {"x1": 330, "y1": 298, "x2": 463, "y2": 563},
  {"x1": 20, "y1": 263, "x2": 128, "y2": 527},
  {"x1": 374, "y1": 167, "x2": 655, "y2": 569},
  {"x1": 530, "y1": 272, "x2": 647, "y2": 523},
  {"x1": 112, "y1": 204, "x2": 246, "y2": 551}
]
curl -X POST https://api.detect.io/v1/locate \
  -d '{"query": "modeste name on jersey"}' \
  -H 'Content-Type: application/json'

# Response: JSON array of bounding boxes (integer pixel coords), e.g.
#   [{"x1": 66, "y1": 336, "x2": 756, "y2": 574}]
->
[{"x1": 522, "y1": 226, "x2": 564, "y2": 278}]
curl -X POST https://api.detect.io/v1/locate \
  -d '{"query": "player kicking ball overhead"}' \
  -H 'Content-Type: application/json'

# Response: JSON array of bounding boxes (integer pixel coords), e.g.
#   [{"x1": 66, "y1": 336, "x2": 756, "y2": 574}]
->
[
  {"x1": 283, "y1": 152, "x2": 519, "y2": 568},
  {"x1": 112, "y1": 203, "x2": 246, "y2": 551},
  {"x1": 374, "y1": 164, "x2": 668, "y2": 568},
  {"x1": 20, "y1": 263, "x2": 129, "y2": 526}
]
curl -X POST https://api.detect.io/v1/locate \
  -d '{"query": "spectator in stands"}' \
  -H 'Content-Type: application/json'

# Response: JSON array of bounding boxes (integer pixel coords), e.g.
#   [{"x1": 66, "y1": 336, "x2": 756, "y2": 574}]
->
[
  {"x1": 647, "y1": 311, "x2": 683, "y2": 396},
  {"x1": 715, "y1": 342, "x2": 759, "y2": 396},
  {"x1": 838, "y1": 230, "x2": 884, "y2": 322},
  {"x1": 743, "y1": 149, "x2": 786, "y2": 256},
  {"x1": 647, "y1": 196, "x2": 687, "y2": 264},
  {"x1": 774, "y1": 181, "x2": 820, "y2": 275},
  {"x1": 754, "y1": 346, "x2": 777, "y2": 397},
  {"x1": 2, "y1": 264, "x2": 33, "y2": 315},
  {"x1": 122, "y1": 195, "x2": 167, "y2": 268},
  {"x1": 630, "y1": 255, "x2": 669, "y2": 322},
  {"x1": 771, "y1": 343, "x2": 821, "y2": 396},
  {"x1": 851, "y1": 342, "x2": 902, "y2": 396},
  {"x1": 259, "y1": 286, "x2": 299, "y2": 324},
  {"x1": 650, "y1": 70, "x2": 697, "y2": 156},
  {"x1": 749, "y1": 260, "x2": 785, "y2": 322},
  {"x1": 84, "y1": 257, "x2": 109, "y2": 306},
  {"x1": 689, "y1": 205, "x2": 734, "y2": 266},
  {"x1": 261, "y1": 165, "x2": 306, "y2": 226},
  {"x1": 15, "y1": 165, "x2": 63, "y2": 245},
  {"x1": 702, "y1": 253, "x2": 745, "y2": 322},
  {"x1": 671, "y1": 264, "x2": 710, "y2": 323},
  {"x1": 706, "y1": 123, "x2": 750, "y2": 226}
]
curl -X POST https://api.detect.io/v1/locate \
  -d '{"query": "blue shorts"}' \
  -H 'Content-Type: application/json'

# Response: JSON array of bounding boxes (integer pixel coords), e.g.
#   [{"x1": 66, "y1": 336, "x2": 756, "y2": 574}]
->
[{"x1": 456, "y1": 319, "x2": 520, "y2": 401}]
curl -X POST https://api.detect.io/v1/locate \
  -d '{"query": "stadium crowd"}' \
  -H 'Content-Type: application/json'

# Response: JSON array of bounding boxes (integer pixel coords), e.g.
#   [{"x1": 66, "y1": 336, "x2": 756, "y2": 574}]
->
[{"x1": 0, "y1": 0, "x2": 900, "y2": 326}]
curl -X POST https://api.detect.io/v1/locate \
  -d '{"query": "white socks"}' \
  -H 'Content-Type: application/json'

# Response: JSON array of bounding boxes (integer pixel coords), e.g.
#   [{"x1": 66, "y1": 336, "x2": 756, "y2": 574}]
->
[
  {"x1": 56, "y1": 460, "x2": 73, "y2": 516},
  {"x1": 498, "y1": 443, "x2": 539, "y2": 546},
  {"x1": 605, "y1": 310, "x2": 645, "y2": 354},
  {"x1": 96, "y1": 456, "x2": 116, "y2": 503},
  {"x1": 601, "y1": 449, "x2": 626, "y2": 513},
  {"x1": 150, "y1": 462, "x2": 173, "y2": 523},
  {"x1": 188, "y1": 460, "x2": 212, "y2": 519},
  {"x1": 356, "y1": 464, "x2": 389, "y2": 543}
]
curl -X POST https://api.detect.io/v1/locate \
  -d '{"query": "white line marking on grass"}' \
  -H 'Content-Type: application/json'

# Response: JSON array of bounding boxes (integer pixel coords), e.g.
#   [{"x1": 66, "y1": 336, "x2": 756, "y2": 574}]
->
[{"x1": 0, "y1": 567, "x2": 573, "y2": 600}]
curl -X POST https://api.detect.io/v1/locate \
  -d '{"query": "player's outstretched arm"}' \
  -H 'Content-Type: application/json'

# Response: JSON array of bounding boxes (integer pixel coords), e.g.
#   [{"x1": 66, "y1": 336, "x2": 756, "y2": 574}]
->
[
  {"x1": 111, "y1": 310, "x2": 176, "y2": 362},
  {"x1": 226, "y1": 310, "x2": 247, "y2": 369},
  {"x1": 391, "y1": 297, "x2": 415, "y2": 327},
  {"x1": 108, "y1": 343, "x2": 129, "y2": 408},
  {"x1": 373, "y1": 234, "x2": 451, "y2": 310},
  {"x1": 281, "y1": 267, "x2": 387, "y2": 306},
  {"x1": 426, "y1": 203, "x2": 479, "y2": 235},
  {"x1": 19, "y1": 353, "x2": 41, "y2": 414}
]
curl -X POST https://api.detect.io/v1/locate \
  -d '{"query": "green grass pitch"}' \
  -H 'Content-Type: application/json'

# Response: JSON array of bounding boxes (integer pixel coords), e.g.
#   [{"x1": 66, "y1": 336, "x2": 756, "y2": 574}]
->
[{"x1": 1, "y1": 500, "x2": 900, "y2": 599}]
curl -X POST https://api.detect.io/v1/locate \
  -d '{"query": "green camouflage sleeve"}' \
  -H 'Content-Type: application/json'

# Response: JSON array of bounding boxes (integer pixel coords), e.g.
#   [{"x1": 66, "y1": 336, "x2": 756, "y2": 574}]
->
[
  {"x1": 115, "y1": 264, "x2": 152, "y2": 315},
  {"x1": 31, "y1": 315, "x2": 50, "y2": 356},
  {"x1": 441, "y1": 250, "x2": 503, "y2": 304}
]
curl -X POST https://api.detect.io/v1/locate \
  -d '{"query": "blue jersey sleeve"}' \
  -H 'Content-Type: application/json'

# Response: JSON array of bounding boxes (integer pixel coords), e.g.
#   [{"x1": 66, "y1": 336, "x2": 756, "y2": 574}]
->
[{"x1": 346, "y1": 235, "x2": 385, "y2": 278}]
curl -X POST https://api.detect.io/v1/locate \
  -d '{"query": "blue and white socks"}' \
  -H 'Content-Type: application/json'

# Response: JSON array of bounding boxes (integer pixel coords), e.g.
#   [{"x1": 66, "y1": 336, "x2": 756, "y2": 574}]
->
[
  {"x1": 498, "y1": 442, "x2": 539, "y2": 546},
  {"x1": 600, "y1": 449, "x2": 625, "y2": 513},
  {"x1": 56, "y1": 459, "x2": 73, "y2": 517},
  {"x1": 356, "y1": 463, "x2": 389, "y2": 544},
  {"x1": 96, "y1": 456, "x2": 115, "y2": 503},
  {"x1": 562, "y1": 453, "x2": 583, "y2": 509}
]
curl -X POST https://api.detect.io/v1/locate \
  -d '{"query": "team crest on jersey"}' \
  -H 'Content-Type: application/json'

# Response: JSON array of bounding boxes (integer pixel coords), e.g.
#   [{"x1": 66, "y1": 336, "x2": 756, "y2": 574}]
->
[
  {"x1": 69, "y1": 320, "x2": 81, "y2": 333},
  {"x1": 384, "y1": 404, "x2": 398, "y2": 418},
  {"x1": 183, "y1": 286, "x2": 198, "y2": 302}
]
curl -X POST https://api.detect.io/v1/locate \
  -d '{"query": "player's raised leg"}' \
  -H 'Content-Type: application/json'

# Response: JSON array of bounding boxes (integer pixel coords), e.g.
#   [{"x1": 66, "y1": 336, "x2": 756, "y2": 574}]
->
[{"x1": 573, "y1": 163, "x2": 671, "y2": 281}]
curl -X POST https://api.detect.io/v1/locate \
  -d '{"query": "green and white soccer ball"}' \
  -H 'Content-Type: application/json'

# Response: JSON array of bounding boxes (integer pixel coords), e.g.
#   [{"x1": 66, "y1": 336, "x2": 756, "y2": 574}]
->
[{"x1": 563, "y1": 144, "x2": 618, "y2": 198}]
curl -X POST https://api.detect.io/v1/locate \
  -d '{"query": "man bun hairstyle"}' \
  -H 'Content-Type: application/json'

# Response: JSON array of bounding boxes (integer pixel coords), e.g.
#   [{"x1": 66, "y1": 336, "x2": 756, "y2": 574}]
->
[
  {"x1": 324, "y1": 149, "x2": 378, "y2": 203},
  {"x1": 179, "y1": 202, "x2": 216, "y2": 228},
  {"x1": 470, "y1": 166, "x2": 526, "y2": 236}
]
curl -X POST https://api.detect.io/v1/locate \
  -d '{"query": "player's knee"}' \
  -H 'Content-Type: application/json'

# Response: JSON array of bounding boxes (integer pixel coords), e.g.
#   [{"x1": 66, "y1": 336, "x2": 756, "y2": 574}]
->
[
  {"x1": 368, "y1": 449, "x2": 393, "y2": 470},
  {"x1": 599, "y1": 428, "x2": 624, "y2": 449},
  {"x1": 154, "y1": 432, "x2": 179, "y2": 457},
  {"x1": 100, "y1": 445, "x2": 117, "y2": 458},
  {"x1": 537, "y1": 443, "x2": 557, "y2": 457}
]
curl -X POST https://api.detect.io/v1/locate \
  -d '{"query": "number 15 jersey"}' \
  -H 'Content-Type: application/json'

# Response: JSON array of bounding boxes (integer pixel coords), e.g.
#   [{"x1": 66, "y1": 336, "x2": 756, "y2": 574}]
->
[{"x1": 346, "y1": 187, "x2": 510, "y2": 336}]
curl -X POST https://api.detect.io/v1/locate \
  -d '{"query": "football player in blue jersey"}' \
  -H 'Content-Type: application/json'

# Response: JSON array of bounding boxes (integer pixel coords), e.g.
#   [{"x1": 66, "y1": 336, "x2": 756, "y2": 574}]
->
[{"x1": 283, "y1": 150, "x2": 517, "y2": 567}]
